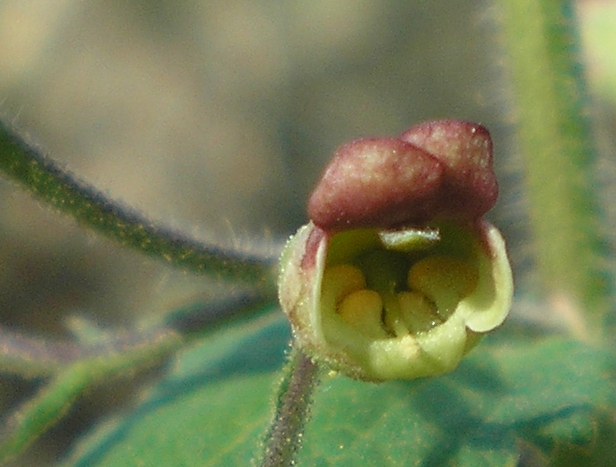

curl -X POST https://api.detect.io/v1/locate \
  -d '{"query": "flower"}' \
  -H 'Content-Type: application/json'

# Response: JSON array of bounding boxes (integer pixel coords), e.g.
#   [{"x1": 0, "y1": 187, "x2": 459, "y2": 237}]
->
[{"x1": 278, "y1": 120, "x2": 513, "y2": 381}]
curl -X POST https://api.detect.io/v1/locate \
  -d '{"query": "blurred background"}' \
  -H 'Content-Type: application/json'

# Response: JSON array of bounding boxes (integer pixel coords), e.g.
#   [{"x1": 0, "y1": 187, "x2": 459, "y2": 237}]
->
[{"x1": 0, "y1": 0, "x2": 614, "y2": 464}]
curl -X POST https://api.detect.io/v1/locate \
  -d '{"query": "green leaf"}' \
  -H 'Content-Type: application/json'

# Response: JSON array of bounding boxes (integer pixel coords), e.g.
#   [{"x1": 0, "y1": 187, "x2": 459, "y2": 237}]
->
[
  {"x1": 0, "y1": 328, "x2": 183, "y2": 464},
  {"x1": 64, "y1": 312, "x2": 291, "y2": 467},
  {"x1": 64, "y1": 317, "x2": 616, "y2": 467}
]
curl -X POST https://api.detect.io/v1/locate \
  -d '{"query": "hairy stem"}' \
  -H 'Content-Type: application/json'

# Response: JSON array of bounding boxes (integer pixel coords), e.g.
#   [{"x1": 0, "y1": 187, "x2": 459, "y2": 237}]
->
[
  {"x1": 0, "y1": 119, "x2": 278, "y2": 292},
  {"x1": 0, "y1": 327, "x2": 74, "y2": 378},
  {"x1": 259, "y1": 347, "x2": 321, "y2": 467},
  {"x1": 164, "y1": 289, "x2": 274, "y2": 335},
  {"x1": 0, "y1": 329, "x2": 181, "y2": 463},
  {"x1": 498, "y1": 0, "x2": 612, "y2": 338},
  {"x1": 0, "y1": 294, "x2": 275, "y2": 462},
  {"x1": 0, "y1": 290, "x2": 272, "y2": 379}
]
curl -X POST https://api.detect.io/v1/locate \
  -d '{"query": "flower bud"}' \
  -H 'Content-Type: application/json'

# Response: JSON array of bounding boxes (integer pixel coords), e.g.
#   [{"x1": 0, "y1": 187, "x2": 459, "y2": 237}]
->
[{"x1": 279, "y1": 120, "x2": 513, "y2": 381}]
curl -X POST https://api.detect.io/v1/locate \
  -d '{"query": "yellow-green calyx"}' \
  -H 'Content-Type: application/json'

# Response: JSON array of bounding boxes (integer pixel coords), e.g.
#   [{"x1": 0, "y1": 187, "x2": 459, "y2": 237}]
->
[{"x1": 278, "y1": 220, "x2": 513, "y2": 381}]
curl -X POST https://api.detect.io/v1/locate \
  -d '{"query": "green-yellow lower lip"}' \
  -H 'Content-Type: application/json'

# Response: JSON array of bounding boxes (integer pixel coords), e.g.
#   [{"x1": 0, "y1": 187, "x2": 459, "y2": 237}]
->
[{"x1": 278, "y1": 220, "x2": 513, "y2": 381}]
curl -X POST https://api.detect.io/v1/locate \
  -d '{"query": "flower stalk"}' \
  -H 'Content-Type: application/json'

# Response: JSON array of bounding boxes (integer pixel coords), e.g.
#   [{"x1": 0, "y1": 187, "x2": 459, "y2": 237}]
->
[{"x1": 260, "y1": 347, "x2": 320, "y2": 467}]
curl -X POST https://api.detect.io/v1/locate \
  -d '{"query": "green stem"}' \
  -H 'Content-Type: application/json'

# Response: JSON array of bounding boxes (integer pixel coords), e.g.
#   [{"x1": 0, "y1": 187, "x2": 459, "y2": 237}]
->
[
  {"x1": 0, "y1": 294, "x2": 275, "y2": 461},
  {"x1": 0, "y1": 329, "x2": 182, "y2": 463},
  {"x1": 498, "y1": 0, "x2": 612, "y2": 338},
  {"x1": 0, "y1": 119, "x2": 278, "y2": 292},
  {"x1": 0, "y1": 327, "x2": 72, "y2": 378},
  {"x1": 259, "y1": 347, "x2": 321, "y2": 467},
  {"x1": 0, "y1": 292, "x2": 273, "y2": 379},
  {"x1": 164, "y1": 289, "x2": 275, "y2": 335}
]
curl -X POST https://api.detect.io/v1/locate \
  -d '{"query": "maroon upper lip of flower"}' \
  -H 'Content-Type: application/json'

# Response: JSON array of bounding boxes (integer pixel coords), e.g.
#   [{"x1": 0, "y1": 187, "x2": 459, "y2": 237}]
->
[
  {"x1": 307, "y1": 120, "x2": 498, "y2": 232},
  {"x1": 400, "y1": 120, "x2": 498, "y2": 222}
]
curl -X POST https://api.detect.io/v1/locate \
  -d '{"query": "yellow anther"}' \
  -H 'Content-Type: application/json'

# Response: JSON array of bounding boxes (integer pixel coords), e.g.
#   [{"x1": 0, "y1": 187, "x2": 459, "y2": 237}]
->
[
  {"x1": 321, "y1": 264, "x2": 366, "y2": 305},
  {"x1": 407, "y1": 255, "x2": 478, "y2": 317},
  {"x1": 337, "y1": 289, "x2": 388, "y2": 339}
]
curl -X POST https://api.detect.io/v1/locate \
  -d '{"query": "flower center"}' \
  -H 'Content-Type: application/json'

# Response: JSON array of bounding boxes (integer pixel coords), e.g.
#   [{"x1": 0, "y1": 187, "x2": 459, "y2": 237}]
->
[{"x1": 321, "y1": 230, "x2": 479, "y2": 340}]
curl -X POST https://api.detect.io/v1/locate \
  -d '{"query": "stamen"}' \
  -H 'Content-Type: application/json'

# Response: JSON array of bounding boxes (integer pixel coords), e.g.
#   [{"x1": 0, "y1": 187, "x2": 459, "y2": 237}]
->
[
  {"x1": 355, "y1": 250, "x2": 411, "y2": 336},
  {"x1": 397, "y1": 291, "x2": 442, "y2": 334},
  {"x1": 321, "y1": 264, "x2": 366, "y2": 305},
  {"x1": 338, "y1": 290, "x2": 388, "y2": 339},
  {"x1": 407, "y1": 255, "x2": 478, "y2": 317}
]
